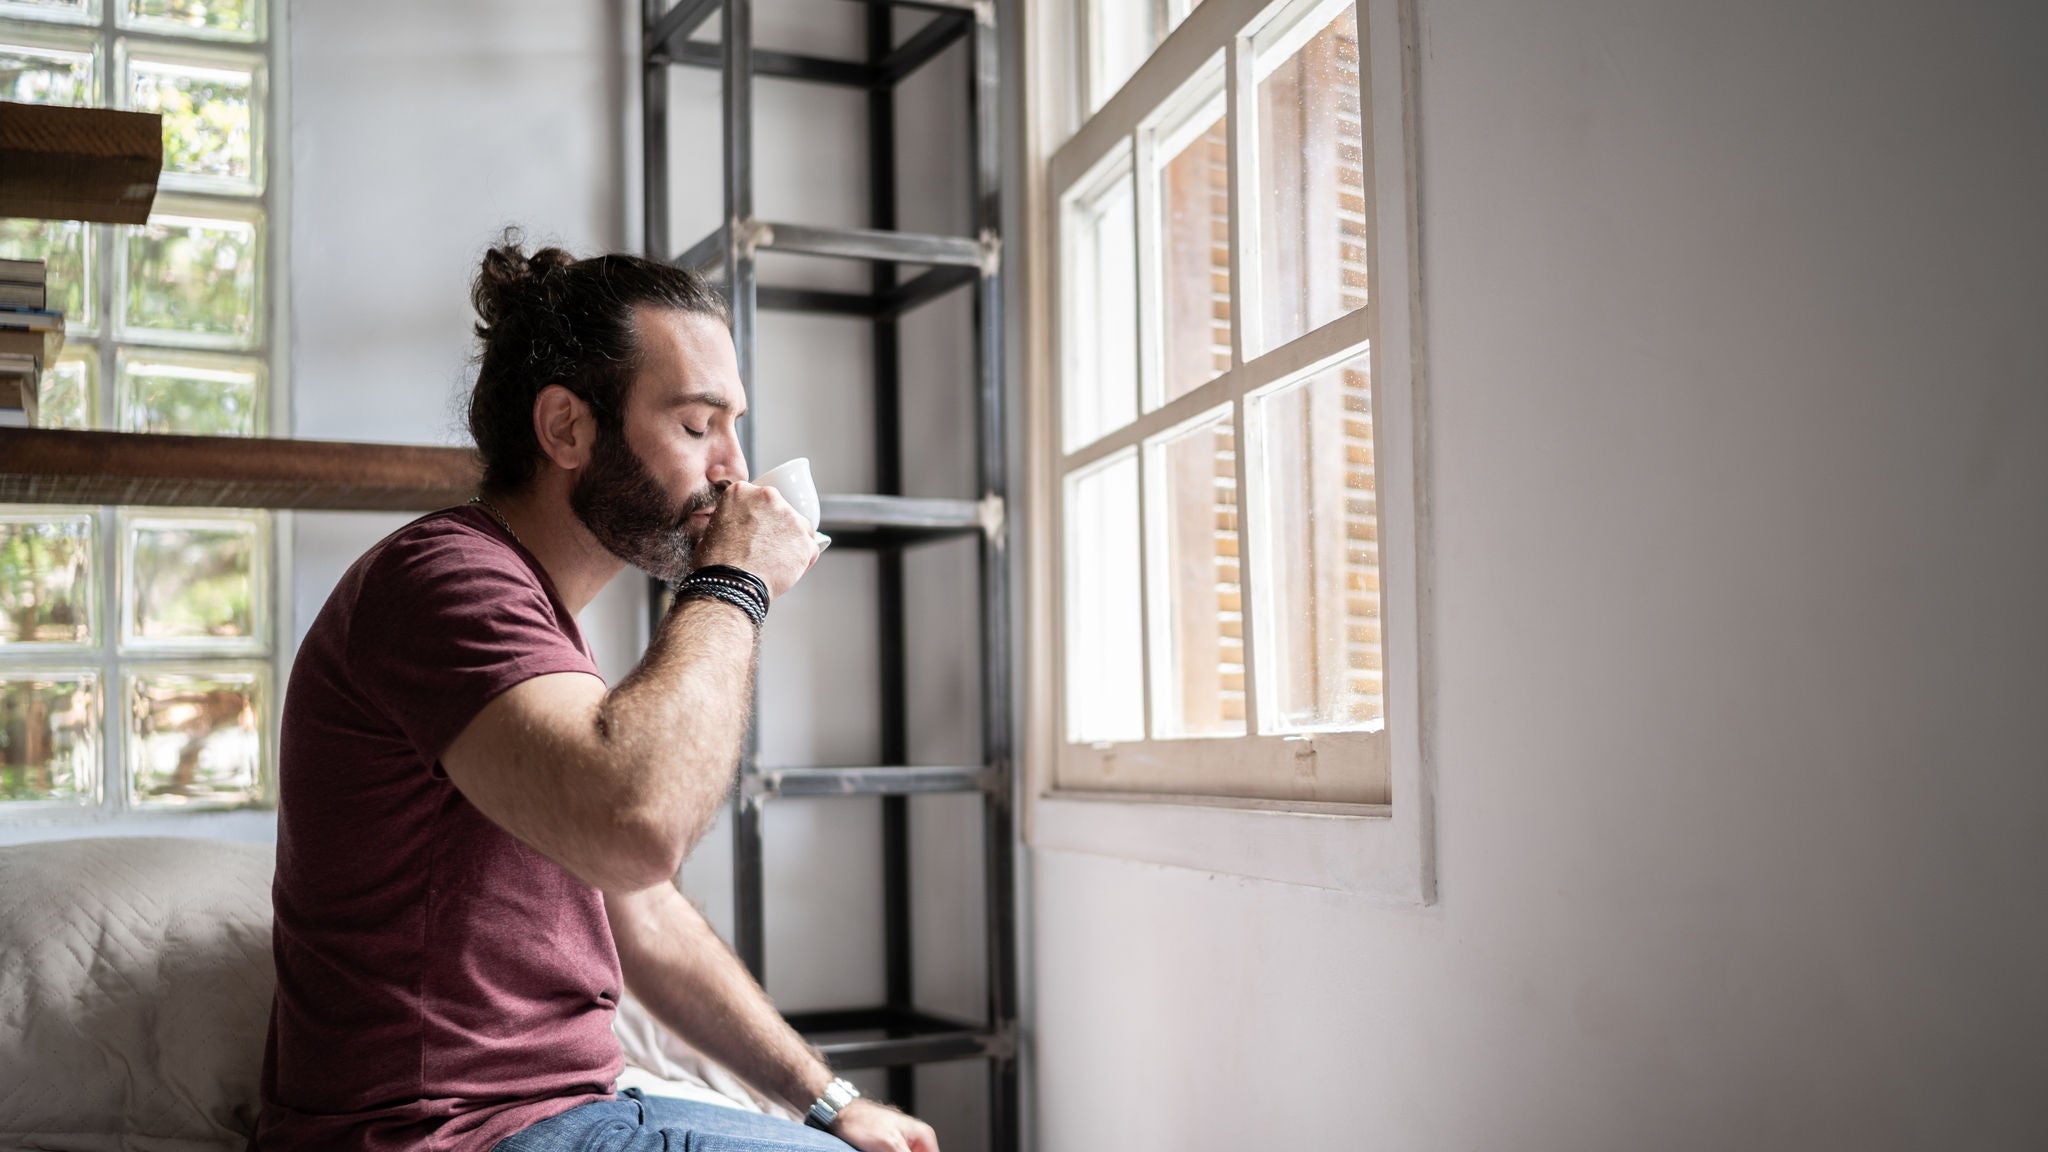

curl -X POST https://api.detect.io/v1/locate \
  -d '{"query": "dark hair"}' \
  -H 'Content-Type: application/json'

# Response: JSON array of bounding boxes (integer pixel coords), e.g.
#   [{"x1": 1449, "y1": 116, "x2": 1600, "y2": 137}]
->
[{"x1": 468, "y1": 229, "x2": 728, "y2": 493}]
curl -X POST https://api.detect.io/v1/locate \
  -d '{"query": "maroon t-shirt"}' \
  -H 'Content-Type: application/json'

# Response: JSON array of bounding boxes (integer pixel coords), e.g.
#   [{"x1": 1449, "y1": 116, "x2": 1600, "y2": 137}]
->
[{"x1": 256, "y1": 505, "x2": 624, "y2": 1152}]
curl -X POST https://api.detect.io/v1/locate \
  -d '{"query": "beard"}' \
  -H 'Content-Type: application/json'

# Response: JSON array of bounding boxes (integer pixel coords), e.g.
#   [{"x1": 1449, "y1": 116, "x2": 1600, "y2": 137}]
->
[{"x1": 569, "y1": 426, "x2": 718, "y2": 582}]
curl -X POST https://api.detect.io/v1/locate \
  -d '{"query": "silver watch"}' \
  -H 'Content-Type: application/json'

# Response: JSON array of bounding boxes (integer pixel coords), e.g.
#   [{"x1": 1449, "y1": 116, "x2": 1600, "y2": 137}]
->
[{"x1": 803, "y1": 1077, "x2": 860, "y2": 1131}]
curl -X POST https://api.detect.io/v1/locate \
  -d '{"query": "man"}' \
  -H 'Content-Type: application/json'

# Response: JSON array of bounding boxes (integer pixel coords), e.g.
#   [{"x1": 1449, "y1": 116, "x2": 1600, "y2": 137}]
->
[{"x1": 254, "y1": 238, "x2": 940, "y2": 1152}]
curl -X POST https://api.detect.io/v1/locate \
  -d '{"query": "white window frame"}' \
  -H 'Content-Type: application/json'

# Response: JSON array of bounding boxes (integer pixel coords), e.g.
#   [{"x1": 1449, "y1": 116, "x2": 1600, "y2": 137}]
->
[
  {"x1": 1021, "y1": 0, "x2": 1432, "y2": 900},
  {"x1": 0, "y1": 0, "x2": 291, "y2": 838}
]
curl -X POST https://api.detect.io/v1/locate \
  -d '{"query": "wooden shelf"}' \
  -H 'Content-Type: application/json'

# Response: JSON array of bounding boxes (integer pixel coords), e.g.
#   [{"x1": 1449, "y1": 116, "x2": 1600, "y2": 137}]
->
[{"x1": 0, "y1": 427, "x2": 478, "y2": 512}]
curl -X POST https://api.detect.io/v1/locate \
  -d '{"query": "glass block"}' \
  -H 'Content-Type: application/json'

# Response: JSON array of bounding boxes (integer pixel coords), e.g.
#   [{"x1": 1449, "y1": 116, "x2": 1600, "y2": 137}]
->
[
  {"x1": 1248, "y1": 349, "x2": 1380, "y2": 730},
  {"x1": 120, "y1": 208, "x2": 262, "y2": 347},
  {"x1": 123, "y1": 0, "x2": 261, "y2": 41},
  {"x1": 1061, "y1": 163, "x2": 1139, "y2": 453},
  {"x1": 121, "y1": 512, "x2": 265, "y2": 649},
  {"x1": 0, "y1": 512, "x2": 97, "y2": 645},
  {"x1": 0, "y1": 671, "x2": 100, "y2": 805},
  {"x1": 37, "y1": 347, "x2": 97, "y2": 429},
  {"x1": 1253, "y1": 1, "x2": 1366, "y2": 354},
  {"x1": 125, "y1": 49, "x2": 261, "y2": 191},
  {"x1": 127, "y1": 664, "x2": 265, "y2": 807},
  {"x1": 1151, "y1": 97, "x2": 1231, "y2": 405},
  {"x1": 0, "y1": 217, "x2": 94, "y2": 331},
  {"x1": 1063, "y1": 451, "x2": 1144, "y2": 744},
  {"x1": 117, "y1": 349, "x2": 264, "y2": 436},
  {"x1": 0, "y1": 34, "x2": 98, "y2": 106},
  {"x1": 0, "y1": 0, "x2": 97, "y2": 27},
  {"x1": 1144, "y1": 407, "x2": 1245, "y2": 738}
]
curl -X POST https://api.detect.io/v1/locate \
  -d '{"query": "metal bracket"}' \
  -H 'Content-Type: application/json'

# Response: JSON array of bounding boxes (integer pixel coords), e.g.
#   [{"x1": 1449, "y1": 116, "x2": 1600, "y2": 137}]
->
[
  {"x1": 977, "y1": 493, "x2": 1006, "y2": 541},
  {"x1": 977, "y1": 228, "x2": 1002, "y2": 277}
]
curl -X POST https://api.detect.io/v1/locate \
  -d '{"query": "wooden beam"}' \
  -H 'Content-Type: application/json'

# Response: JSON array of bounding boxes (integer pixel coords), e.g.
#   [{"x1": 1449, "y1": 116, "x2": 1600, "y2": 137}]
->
[{"x1": 0, "y1": 428, "x2": 479, "y2": 512}]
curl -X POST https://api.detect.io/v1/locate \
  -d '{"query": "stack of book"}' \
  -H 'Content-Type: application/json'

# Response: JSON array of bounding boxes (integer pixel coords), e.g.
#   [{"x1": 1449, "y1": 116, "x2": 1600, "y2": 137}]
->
[{"x1": 0, "y1": 256, "x2": 64, "y2": 428}]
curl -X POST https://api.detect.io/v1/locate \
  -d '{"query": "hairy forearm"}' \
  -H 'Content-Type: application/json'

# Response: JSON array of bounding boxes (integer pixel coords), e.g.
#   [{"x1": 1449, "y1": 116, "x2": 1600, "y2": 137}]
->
[
  {"x1": 608, "y1": 883, "x2": 831, "y2": 1113},
  {"x1": 595, "y1": 595, "x2": 758, "y2": 867}
]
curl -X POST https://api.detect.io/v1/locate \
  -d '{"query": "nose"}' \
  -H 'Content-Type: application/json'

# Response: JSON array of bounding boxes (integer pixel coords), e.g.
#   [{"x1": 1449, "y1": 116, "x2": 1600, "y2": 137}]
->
[{"x1": 704, "y1": 426, "x2": 749, "y2": 488}]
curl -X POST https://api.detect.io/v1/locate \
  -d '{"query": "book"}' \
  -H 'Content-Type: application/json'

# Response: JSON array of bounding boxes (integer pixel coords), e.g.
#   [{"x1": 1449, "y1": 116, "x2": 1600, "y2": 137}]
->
[
  {"x1": 0, "y1": 281, "x2": 44, "y2": 309},
  {"x1": 0, "y1": 257, "x2": 44, "y2": 281},
  {"x1": 0, "y1": 326, "x2": 61, "y2": 362},
  {"x1": 0, "y1": 306, "x2": 62, "y2": 331},
  {"x1": 0, "y1": 359, "x2": 38, "y2": 427}
]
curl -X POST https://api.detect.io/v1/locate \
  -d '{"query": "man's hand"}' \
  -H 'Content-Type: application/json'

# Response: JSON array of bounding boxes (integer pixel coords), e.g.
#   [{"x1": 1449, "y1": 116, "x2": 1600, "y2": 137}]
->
[
  {"x1": 692, "y1": 480, "x2": 819, "y2": 599},
  {"x1": 832, "y1": 1099, "x2": 940, "y2": 1152}
]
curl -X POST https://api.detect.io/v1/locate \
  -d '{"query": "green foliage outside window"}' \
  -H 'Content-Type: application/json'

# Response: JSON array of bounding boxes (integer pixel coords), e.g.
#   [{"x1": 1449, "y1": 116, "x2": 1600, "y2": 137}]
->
[
  {"x1": 129, "y1": 0, "x2": 259, "y2": 39},
  {"x1": 132, "y1": 61, "x2": 256, "y2": 185},
  {"x1": 0, "y1": 519, "x2": 95, "y2": 645},
  {"x1": 0, "y1": 218, "x2": 92, "y2": 328},
  {"x1": 0, "y1": 42, "x2": 96, "y2": 106},
  {"x1": 124, "y1": 216, "x2": 260, "y2": 343}
]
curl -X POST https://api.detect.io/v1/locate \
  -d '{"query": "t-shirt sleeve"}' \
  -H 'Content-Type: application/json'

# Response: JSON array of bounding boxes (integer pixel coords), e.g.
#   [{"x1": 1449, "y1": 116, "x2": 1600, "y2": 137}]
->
[{"x1": 347, "y1": 524, "x2": 601, "y2": 770}]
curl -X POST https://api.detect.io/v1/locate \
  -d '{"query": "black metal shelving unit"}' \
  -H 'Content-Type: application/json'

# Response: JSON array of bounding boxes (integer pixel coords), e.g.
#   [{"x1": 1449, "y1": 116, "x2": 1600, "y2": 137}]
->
[{"x1": 639, "y1": 2, "x2": 1016, "y2": 1150}]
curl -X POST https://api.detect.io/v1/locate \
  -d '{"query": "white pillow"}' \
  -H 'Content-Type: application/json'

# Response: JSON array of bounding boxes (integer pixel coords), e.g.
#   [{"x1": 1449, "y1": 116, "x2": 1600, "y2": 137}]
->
[{"x1": 0, "y1": 837, "x2": 275, "y2": 1152}]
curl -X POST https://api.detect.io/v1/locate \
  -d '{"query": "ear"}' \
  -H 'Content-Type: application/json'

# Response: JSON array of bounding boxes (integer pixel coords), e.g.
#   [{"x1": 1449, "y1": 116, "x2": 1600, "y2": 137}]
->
[{"x1": 532, "y1": 384, "x2": 598, "y2": 472}]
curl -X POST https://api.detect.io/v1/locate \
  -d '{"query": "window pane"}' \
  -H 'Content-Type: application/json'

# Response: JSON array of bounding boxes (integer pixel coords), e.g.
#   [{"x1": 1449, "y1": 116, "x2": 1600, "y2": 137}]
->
[
  {"x1": 118, "y1": 349, "x2": 263, "y2": 435},
  {"x1": 0, "y1": 217, "x2": 93, "y2": 331},
  {"x1": 1062, "y1": 166, "x2": 1138, "y2": 452},
  {"x1": 1153, "y1": 105, "x2": 1230, "y2": 404},
  {"x1": 0, "y1": 512, "x2": 97, "y2": 645},
  {"x1": 1254, "y1": 2, "x2": 1365, "y2": 354},
  {"x1": 1086, "y1": 0, "x2": 1161, "y2": 113},
  {"x1": 0, "y1": 672, "x2": 100, "y2": 805},
  {"x1": 0, "y1": 35, "x2": 98, "y2": 106},
  {"x1": 126, "y1": 50, "x2": 261, "y2": 190},
  {"x1": 124, "y1": 0, "x2": 260, "y2": 41},
  {"x1": 1145, "y1": 408, "x2": 1244, "y2": 737},
  {"x1": 121, "y1": 512, "x2": 264, "y2": 648},
  {"x1": 37, "y1": 346, "x2": 97, "y2": 429},
  {"x1": 1248, "y1": 349, "x2": 1379, "y2": 729},
  {"x1": 127, "y1": 664, "x2": 264, "y2": 806},
  {"x1": 0, "y1": 0, "x2": 96, "y2": 26},
  {"x1": 121, "y1": 210, "x2": 262, "y2": 347},
  {"x1": 1064, "y1": 452, "x2": 1144, "y2": 744}
]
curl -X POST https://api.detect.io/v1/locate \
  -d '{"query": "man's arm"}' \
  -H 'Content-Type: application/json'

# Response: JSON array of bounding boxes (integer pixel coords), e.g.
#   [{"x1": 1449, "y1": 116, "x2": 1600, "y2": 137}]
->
[
  {"x1": 607, "y1": 883, "x2": 940, "y2": 1152},
  {"x1": 442, "y1": 483, "x2": 813, "y2": 893}
]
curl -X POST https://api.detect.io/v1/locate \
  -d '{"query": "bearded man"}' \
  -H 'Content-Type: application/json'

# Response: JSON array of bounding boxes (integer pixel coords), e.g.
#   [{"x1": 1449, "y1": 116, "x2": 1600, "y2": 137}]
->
[{"x1": 254, "y1": 238, "x2": 939, "y2": 1152}]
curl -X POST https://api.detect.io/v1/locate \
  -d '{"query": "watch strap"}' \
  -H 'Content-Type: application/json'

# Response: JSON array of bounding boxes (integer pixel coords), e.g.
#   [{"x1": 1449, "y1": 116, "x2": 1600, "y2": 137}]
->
[{"x1": 803, "y1": 1077, "x2": 860, "y2": 1131}]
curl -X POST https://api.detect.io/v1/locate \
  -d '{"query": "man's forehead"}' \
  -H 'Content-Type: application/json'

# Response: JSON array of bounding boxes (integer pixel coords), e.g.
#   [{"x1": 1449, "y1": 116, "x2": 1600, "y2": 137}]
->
[{"x1": 636, "y1": 307, "x2": 745, "y2": 412}]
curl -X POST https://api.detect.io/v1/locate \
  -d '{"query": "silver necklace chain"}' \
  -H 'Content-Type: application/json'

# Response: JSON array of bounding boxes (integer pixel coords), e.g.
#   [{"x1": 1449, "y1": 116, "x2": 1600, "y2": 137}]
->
[{"x1": 468, "y1": 495, "x2": 520, "y2": 544}]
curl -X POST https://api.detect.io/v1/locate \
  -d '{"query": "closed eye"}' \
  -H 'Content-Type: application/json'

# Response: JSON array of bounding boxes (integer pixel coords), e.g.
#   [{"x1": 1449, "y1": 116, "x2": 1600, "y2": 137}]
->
[{"x1": 684, "y1": 424, "x2": 707, "y2": 438}]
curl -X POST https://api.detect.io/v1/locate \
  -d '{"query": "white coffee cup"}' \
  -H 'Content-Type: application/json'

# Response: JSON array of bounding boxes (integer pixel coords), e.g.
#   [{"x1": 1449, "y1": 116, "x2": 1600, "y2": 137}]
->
[{"x1": 754, "y1": 457, "x2": 832, "y2": 552}]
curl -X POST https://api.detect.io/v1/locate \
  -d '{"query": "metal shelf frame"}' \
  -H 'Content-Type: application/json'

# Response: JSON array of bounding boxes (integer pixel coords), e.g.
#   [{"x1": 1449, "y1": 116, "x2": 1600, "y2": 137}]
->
[{"x1": 640, "y1": 2, "x2": 1016, "y2": 1149}]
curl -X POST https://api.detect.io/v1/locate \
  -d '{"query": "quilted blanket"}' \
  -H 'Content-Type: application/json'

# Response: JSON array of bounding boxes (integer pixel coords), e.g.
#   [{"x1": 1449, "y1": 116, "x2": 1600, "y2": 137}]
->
[{"x1": 0, "y1": 837, "x2": 275, "y2": 1152}]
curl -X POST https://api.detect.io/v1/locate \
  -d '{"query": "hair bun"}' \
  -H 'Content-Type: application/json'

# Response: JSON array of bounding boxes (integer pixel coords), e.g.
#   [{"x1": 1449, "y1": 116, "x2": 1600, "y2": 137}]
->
[{"x1": 472, "y1": 229, "x2": 575, "y2": 334}]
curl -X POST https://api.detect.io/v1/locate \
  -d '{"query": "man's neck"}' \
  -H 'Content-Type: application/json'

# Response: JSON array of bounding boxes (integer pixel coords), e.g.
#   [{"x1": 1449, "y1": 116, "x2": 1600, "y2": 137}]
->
[{"x1": 480, "y1": 484, "x2": 624, "y2": 615}]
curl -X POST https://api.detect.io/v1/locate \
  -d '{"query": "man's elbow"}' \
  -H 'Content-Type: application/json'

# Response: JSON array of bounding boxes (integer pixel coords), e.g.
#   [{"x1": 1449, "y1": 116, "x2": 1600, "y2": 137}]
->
[{"x1": 593, "y1": 812, "x2": 687, "y2": 893}]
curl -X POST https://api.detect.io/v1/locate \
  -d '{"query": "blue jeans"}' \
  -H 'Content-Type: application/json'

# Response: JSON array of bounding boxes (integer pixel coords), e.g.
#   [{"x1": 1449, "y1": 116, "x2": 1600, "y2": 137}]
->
[{"x1": 495, "y1": 1088, "x2": 852, "y2": 1152}]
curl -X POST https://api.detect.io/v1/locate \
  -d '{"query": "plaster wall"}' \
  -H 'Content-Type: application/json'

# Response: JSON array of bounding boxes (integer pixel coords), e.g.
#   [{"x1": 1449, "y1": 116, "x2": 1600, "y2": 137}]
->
[{"x1": 1027, "y1": 2, "x2": 2048, "y2": 1148}]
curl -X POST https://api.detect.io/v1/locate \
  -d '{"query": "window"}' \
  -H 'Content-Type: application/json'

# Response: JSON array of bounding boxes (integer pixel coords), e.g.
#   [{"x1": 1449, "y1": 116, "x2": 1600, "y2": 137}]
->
[
  {"x1": 1040, "y1": 0, "x2": 1409, "y2": 815},
  {"x1": 1, "y1": 0, "x2": 279, "y2": 820}
]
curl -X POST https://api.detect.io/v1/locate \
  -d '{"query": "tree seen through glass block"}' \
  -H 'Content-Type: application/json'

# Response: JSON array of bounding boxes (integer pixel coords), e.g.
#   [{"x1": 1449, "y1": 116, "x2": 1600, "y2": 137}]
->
[
  {"x1": 0, "y1": 217, "x2": 93, "y2": 329},
  {"x1": 128, "y1": 53, "x2": 259, "y2": 188},
  {"x1": 127, "y1": 664, "x2": 264, "y2": 806},
  {"x1": 0, "y1": 0, "x2": 95, "y2": 25},
  {"x1": 122, "y1": 211, "x2": 261, "y2": 345},
  {"x1": 37, "y1": 348, "x2": 96, "y2": 429},
  {"x1": 125, "y1": 0, "x2": 260, "y2": 41},
  {"x1": 0, "y1": 36, "x2": 98, "y2": 106},
  {"x1": 1146, "y1": 408, "x2": 1245, "y2": 737},
  {"x1": 0, "y1": 672, "x2": 100, "y2": 805},
  {"x1": 118, "y1": 350, "x2": 263, "y2": 435},
  {"x1": 0, "y1": 514, "x2": 96, "y2": 645},
  {"x1": 1249, "y1": 349, "x2": 1380, "y2": 730},
  {"x1": 122, "y1": 514, "x2": 261, "y2": 646}
]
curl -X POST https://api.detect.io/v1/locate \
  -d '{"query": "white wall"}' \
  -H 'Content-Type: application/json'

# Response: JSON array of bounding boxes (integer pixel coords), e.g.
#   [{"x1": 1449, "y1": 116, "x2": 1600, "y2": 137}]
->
[{"x1": 1029, "y1": 1, "x2": 2048, "y2": 1149}]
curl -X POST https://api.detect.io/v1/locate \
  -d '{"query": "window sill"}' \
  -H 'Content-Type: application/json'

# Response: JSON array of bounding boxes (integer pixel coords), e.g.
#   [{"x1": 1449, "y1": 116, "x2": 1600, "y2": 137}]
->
[{"x1": 1027, "y1": 787, "x2": 1429, "y2": 901}]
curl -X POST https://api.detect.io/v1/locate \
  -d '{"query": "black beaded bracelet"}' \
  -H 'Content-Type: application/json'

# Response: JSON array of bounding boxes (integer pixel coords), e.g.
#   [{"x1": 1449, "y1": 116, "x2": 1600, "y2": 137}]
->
[
  {"x1": 689, "y1": 564, "x2": 770, "y2": 605},
  {"x1": 677, "y1": 580, "x2": 766, "y2": 629}
]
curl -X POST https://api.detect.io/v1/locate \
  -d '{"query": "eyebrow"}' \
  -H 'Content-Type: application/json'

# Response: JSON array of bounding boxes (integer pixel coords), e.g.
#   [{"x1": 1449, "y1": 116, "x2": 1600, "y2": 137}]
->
[{"x1": 671, "y1": 389, "x2": 735, "y2": 413}]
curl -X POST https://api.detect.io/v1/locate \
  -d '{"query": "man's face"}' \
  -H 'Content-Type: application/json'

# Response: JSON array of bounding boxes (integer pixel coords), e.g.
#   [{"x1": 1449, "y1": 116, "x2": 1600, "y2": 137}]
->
[{"x1": 569, "y1": 307, "x2": 747, "y2": 581}]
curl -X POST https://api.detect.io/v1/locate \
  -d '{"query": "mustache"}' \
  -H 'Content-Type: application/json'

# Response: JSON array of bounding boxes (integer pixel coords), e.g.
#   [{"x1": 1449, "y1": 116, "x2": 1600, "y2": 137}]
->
[{"x1": 675, "y1": 484, "x2": 720, "y2": 527}]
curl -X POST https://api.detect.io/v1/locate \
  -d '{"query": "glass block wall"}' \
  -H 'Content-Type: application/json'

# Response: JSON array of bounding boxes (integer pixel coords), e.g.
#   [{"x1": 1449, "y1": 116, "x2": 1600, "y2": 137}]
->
[{"x1": 1, "y1": 0, "x2": 275, "y2": 817}]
